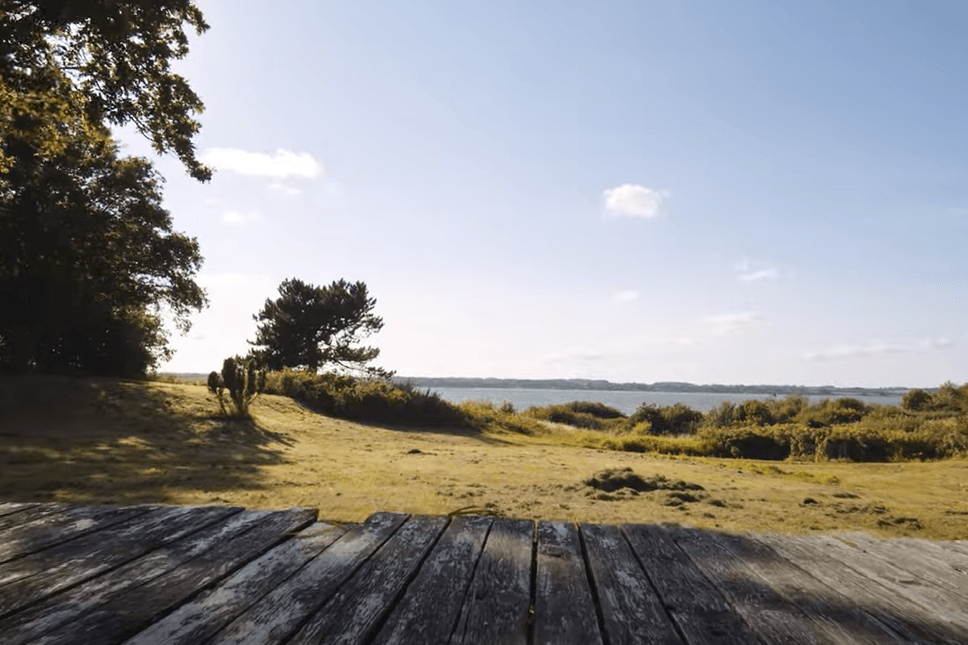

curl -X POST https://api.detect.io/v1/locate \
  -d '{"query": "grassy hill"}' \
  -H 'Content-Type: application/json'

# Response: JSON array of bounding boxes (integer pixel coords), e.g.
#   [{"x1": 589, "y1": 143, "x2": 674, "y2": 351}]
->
[{"x1": 1, "y1": 375, "x2": 966, "y2": 539}]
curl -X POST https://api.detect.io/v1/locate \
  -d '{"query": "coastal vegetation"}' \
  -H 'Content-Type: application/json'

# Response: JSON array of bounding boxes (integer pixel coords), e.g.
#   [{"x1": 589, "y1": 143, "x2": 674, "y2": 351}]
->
[
  {"x1": 2, "y1": 374, "x2": 966, "y2": 539},
  {"x1": 262, "y1": 369, "x2": 968, "y2": 464}
]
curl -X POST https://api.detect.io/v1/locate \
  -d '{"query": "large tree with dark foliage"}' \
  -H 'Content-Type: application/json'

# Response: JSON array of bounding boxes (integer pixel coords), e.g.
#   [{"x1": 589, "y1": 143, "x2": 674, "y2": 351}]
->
[
  {"x1": 0, "y1": 121, "x2": 206, "y2": 375},
  {"x1": 250, "y1": 278, "x2": 388, "y2": 376},
  {"x1": 0, "y1": 1, "x2": 210, "y2": 375},
  {"x1": 1, "y1": 0, "x2": 211, "y2": 180}
]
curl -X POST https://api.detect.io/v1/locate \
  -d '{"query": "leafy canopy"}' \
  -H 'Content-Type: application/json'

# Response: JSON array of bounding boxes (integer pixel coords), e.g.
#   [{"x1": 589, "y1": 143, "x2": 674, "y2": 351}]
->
[
  {"x1": 0, "y1": 0, "x2": 211, "y2": 180},
  {"x1": 250, "y1": 278, "x2": 389, "y2": 377},
  {"x1": 0, "y1": 113, "x2": 206, "y2": 375}
]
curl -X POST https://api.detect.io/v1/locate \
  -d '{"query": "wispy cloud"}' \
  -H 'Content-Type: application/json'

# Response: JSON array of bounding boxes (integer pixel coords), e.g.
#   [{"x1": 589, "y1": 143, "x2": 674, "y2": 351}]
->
[
  {"x1": 222, "y1": 209, "x2": 261, "y2": 226},
  {"x1": 703, "y1": 312, "x2": 764, "y2": 335},
  {"x1": 603, "y1": 184, "x2": 669, "y2": 219},
  {"x1": 201, "y1": 148, "x2": 325, "y2": 179},
  {"x1": 735, "y1": 258, "x2": 780, "y2": 282},
  {"x1": 804, "y1": 337, "x2": 953, "y2": 361},
  {"x1": 614, "y1": 289, "x2": 639, "y2": 302}
]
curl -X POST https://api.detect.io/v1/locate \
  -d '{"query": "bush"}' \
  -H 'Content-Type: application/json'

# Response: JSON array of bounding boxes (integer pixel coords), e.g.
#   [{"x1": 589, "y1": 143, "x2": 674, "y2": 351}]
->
[
  {"x1": 525, "y1": 401, "x2": 626, "y2": 430},
  {"x1": 208, "y1": 356, "x2": 266, "y2": 417},
  {"x1": 901, "y1": 388, "x2": 933, "y2": 412},
  {"x1": 799, "y1": 398, "x2": 869, "y2": 427},
  {"x1": 627, "y1": 403, "x2": 702, "y2": 435},
  {"x1": 264, "y1": 369, "x2": 465, "y2": 426}
]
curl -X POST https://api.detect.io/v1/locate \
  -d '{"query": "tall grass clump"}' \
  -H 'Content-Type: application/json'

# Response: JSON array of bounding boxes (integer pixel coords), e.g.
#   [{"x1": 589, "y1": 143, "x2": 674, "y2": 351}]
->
[{"x1": 460, "y1": 400, "x2": 548, "y2": 435}]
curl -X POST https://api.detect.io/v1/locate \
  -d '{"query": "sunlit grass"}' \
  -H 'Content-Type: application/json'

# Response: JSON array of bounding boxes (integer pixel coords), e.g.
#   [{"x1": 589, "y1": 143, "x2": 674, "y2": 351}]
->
[{"x1": 1, "y1": 375, "x2": 966, "y2": 539}]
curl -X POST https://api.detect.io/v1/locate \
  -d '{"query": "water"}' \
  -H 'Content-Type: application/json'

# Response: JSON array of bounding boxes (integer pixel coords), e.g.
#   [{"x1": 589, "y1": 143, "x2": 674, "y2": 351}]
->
[{"x1": 429, "y1": 387, "x2": 904, "y2": 414}]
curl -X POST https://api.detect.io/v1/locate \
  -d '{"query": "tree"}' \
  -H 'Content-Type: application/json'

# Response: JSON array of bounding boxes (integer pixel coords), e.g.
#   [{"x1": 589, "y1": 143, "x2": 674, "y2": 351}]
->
[
  {"x1": 0, "y1": 117, "x2": 206, "y2": 375},
  {"x1": 250, "y1": 278, "x2": 389, "y2": 376},
  {"x1": 1, "y1": 0, "x2": 211, "y2": 180}
]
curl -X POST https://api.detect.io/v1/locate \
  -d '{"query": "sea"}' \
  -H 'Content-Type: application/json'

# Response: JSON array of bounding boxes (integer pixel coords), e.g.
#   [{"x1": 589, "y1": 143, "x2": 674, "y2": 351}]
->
[{"x1": 429, "y1": 387, "x2": 904, "y2": 415}]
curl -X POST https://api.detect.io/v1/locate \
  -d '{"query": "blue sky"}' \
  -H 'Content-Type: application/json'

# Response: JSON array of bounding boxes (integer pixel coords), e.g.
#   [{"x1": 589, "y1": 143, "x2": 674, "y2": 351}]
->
[{"x1": 127, "y1": 0, "x2": 968, "y2": 387}]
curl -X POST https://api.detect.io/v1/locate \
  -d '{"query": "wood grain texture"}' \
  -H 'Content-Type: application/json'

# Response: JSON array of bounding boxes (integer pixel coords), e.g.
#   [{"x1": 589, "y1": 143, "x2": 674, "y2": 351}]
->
[
  {"x1": 802, "y1": 534, "x2": 968, "y2": 636},
  {"x1": 2, "y1": 509, "x2": 278, "y2": 645},
  {"x1": 580, "y1": 523, "x2": 682, "y2": 645},
  {"x1": 290, "y1": 515, "x2": 450, "y2": 645},
  {"x1": 372, "y1": 515, "x2": 493, "y2": 645},
  {"x1": 756, "y1": 533, "x2": 968, "y2": 644},
  {"x1": 0, "y1": 502, "x2": 37, "y2": 518},
  {"x1": 0, "y1": 503, "x2": 69, "y2": 532},
  {"x1": 533, "y1": 521, "x2": 603, "y2": 645},
  {"x1": 31, "y1": 508, "x2": 318, "y2": 645},
  {"x1": 835, "y1": 533, "x2": 968, "y2": 604},
  {"x1": 451, "y1": 518, "x2": 534, "y2": 645},
  {"x1": 0, "y1": 505, "x2": 239, "y2": 618},
  {"x1": 0, "y1": 503, "x2": 966, "y2": 645},
  {"x1": 623, "y1": 524, "x2": 761, "y2": 645},
  {"x1": 0, "y1": 503, "x2": 152, "y2": 564},
  {"x1": 671, "y1": 527, "x2": 829, "y2": 645},
  {"x1": 124, "y1": 521, "x2": 347, "y2": 645},
  {"x1": 208, "y1": 512, "x2": 408, "y2": 645},
  {"x1": 694, "y1": 530, "x2": 909, "y2": 645}
]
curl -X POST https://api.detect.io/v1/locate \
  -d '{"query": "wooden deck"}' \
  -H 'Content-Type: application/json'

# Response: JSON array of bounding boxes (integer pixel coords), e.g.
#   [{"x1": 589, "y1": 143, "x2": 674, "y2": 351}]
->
[{"x1": 1, "y1": 503, "x2": 967, "y2": 644}]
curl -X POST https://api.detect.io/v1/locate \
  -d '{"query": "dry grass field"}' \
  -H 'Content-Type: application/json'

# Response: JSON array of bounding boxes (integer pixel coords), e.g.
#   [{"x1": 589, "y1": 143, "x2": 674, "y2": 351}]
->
[{"x1": 1, "y1": 375, "x2": 967, "y2": 539}]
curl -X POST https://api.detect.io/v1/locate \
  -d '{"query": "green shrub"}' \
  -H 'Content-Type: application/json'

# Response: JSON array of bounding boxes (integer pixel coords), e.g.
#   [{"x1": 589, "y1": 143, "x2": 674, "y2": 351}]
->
[
  {"x1": 628, "y1": 403, "x2": 702, "y2": 435},
  {"x1": 524, "y1": 401, "x2": 626, "y2": 430},
  {"x1": 264, "y1": 369, "x2": 466, "y2": 426},
  {"x1": 208, "y1": 356, "x2": 266, "y2": 418},
  {"x1": 799, "y1": 397, "x2": 869, "y2": 427},
  {"x1": 901, "y1": 388, "x2": 933, "y2": 412}
]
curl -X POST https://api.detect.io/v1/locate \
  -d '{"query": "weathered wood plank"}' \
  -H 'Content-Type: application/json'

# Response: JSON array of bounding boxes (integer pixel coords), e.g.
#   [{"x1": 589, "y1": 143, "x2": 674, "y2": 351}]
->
[
  {"x1": 697, "y1": 530, "x2": 912, "y2": 644},
  {"x1": 0, "y1": 504, "x2": 154, "y2": 564},
  {"x1": 450, "y1": 518, "x2": 534, "y2": 645},
  {"x1": 672, "y1": 527, "x2": 832, "y2": 645},
  {"x1": 756, "y1": 534, "x2": 968, "y2": 644},
  {"x1": 123, "y1": 521, "x2": 347, "y2": 645},
  {"x1": 207, "y1": 512, "x2": 408, "y2": 645},
  {"x1": 30, "y1": 507, "x2": 317, "y2": 645},
  {"x1": 289, "y1": 515, "x2": 450, "y2": 645},
  {"x1": 2, "y1": 509, "x2": 279, "y2": 645},
  {"x1": 0, "y1": 503, "x2": 69, "y2": 532},
  {"x1": 532, "y1": 521, "x2": 603, "y2": 645},
  {"x1": 933, "y1": 539, "x2": 968, "y2": 559},
  {"x1": 895, "y1": 537, "x2": 968, "y2": 582},
  {"x1": 0, "y1": 505, "x2": 240, "y2": 618},
  {"x1": 799, "y1": 534, "x2": 968, "y2": 636},
  {"x1": 835, "y1": 534, "x2": 968, "y2": 604},
  {"x1": 0, "y1": 502, "x2": 38, "y2": 518},
  {"x1": 579, "y1": 523, "x2": 682, "y2": 645},
  {"x1": 371, "y1": 515, "x2": 493, "y2": 645},
  {"x1": 623, "y1": 524, "x2": 761, "y2": 645}
]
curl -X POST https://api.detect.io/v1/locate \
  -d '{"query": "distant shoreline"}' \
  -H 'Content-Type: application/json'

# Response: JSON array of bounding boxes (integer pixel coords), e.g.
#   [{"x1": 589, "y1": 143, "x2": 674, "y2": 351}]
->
[
  {"x1": 397, "y1": 376, "x2": 911, "y2": 397},
  {"x1": 158, "y1": 372, "x2": 912, "y2": 397}
]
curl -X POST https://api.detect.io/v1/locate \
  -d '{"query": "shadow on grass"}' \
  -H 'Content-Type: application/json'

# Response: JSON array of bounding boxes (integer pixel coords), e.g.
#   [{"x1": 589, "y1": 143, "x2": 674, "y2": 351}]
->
[{"x1": 0, "y1": 375, "x2": 294, "y2": 506}]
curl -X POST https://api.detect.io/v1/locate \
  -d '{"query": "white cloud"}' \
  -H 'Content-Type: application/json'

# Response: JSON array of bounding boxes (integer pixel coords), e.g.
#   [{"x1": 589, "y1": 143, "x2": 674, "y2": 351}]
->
[
  {"x1": 704, "y1": 312, "x2": 764, "y2": 335},
  {"x1": 735, "y1": 258, "x2": 780, "y2": 282},
  {"x1": 804, "y1": 337, "x2": 954, "y2": 361},
  {"x1": 614, "y1": 289, "x2": 639, "y2": 302},
  {"x1": 222, "y1": 210, "x2": 261, "y2": 225},
  {"x1": 603, "y1": 184, "x2": 669, "y2": 219},
  {"x1": 738, "y1": 268, "x2": 779, "y2": 282},
  {"x1": 201, "y1": 148, "x2": 325, "y2": 179}
]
